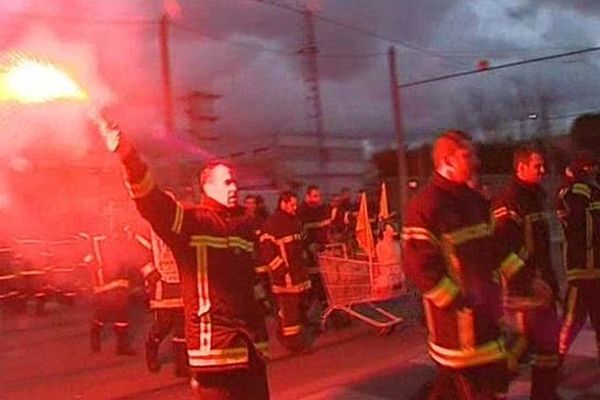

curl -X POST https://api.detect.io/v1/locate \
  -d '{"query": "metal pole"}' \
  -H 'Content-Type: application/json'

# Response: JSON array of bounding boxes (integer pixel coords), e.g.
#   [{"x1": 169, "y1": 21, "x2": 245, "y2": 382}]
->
[
  {"x1": 160, "y1": 14, "x2": 175, "y2": 135},
  {"x1": 388, "y1": 46, "x2": 408, "y2": 224}
]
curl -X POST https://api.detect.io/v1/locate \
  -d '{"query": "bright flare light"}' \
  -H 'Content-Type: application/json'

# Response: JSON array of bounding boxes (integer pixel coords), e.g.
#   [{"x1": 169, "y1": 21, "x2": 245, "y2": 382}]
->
[{"x1": 0, "y1": 55, "x2": 87, "y2": 103}]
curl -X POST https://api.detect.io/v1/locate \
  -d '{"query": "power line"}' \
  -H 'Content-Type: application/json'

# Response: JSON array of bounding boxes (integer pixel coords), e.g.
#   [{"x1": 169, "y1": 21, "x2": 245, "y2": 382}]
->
[
  {"x1": 250, "y1": 0, "x2": 465, "y2": 67},
  {"x1": 399, "y1": 46, "x2": 600, "y2": 88}
]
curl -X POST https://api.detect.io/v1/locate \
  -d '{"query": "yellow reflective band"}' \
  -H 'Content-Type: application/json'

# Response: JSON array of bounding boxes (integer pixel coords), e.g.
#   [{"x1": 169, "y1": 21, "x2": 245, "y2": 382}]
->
[
  {"x1": 566, "y1": 268, "x2": 600, "y2": 281},
  {"x1": 140, "y1": 262, "x2": 156, "y2": 278},
  {"x1": 443, "y1": 223, "x2": 492, "y2": 246},
  {"x1": 424, "y1": 276, "x2": 460, "y2": 308},
  {"x1": 0, "y1": 291, "x2": 19, "y2": 300},
  {"x1": 282, "y1": 324, "x2": 303, "y2": 336},
  {"x1": 0, "y1": 274, "x2": 16, "y2": 281},
  {"x1": 428, "y1": 339, "x2": 506, "y2": 368},
  {"x1": 572, "y1": 183, "x2": 591, "y2": 198},
  {"x1": 457, "y1": 308, "x2": 475, "y2": 351},
  {"x1": 171, "y1": 201, "x2": 184, "y2": 234},
  {"x1": 268, "y1": 256, "x2": 284, "y2": 270},
  {"x1": 93, "y1": 279, "x2": 129, "y2": 294},
  {"x1": 279, "y1": 233, "x2": 301, "y2": 244},
  {"x1": 125, "y1": 172, "x2": 155, "y2": 199},
  {"x1": 402, "y1": 226, "x2": 440, "y2": 248},
  {"x1": 190, "y1": 235, "x2": 253, "y2": 253},
  {"x1": 272, "y1": 280, "x2": 312, "y2": 294},
  {"x1": 149, "y1": 298, "x2": 184, "y2": 308},
  {"x1": 499, "y1": 252, "x2": 525, "y2": 280},
  {"x1": 19, "y1": 270, "x2": 45, "y2": 276}
]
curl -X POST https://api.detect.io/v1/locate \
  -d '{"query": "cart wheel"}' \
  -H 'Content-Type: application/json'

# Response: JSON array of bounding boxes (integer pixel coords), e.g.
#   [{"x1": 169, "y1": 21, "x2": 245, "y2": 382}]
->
[{"x1": 378, "y1": 326, "x2": 394, "y2": 336}]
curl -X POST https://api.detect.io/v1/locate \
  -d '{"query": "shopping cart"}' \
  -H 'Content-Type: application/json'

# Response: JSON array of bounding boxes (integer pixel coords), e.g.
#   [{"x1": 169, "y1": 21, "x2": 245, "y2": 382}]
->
[{"x1": 317, "y1": 244, "x2": 406, "y2": 335}]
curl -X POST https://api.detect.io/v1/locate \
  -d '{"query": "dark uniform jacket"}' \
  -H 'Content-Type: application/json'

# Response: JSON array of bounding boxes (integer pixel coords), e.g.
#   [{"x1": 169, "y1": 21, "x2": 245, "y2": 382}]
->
[
  {"x1": 139, "y1": 230, "x2": 184, "y2": 309},
  {"x1": 298, "y1": 202, "x2": 331, "y2": 247},
  {"x1": 557, "y1": 179, "x2": 600, "y2": 283},
  {"x1": 259, "y1": 210, "x2": 311, "y2": 295},
  {"x1": 402, "y1": 173, "x2": 526, "y2": 369},
  {"x1": 122, "y1": 150, "x2": 268, "y2": 372},
  {"x1": 492, "y1": 177, "x2": 559, "y2": 297}
]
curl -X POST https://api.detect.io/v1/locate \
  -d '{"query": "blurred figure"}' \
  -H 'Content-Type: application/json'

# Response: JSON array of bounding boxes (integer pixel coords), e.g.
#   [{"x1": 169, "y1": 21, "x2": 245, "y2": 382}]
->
[
  {"x1": 85, "y1": 229, "x2": 145, "y2": 356},
  {"x1": 142, "y1": 229, "x2": 188, "y2": 377},
  {"x1": 255, "y1": 195, "x2": 270, "y2": 221},
  {"x1": 0, "y1": 245, "x2": 21, "y2": 315},
  {"x1": 298, "y1": 185, "x2": 331, "y2": 305},
  {"x1": 403, "y1": 130, "x2": 525, "y2": 399},
  {"x1": 492, "y1": 145, "x2": 560, "y2": 400},
  {"x1": 13, "y1": 239, "x2": 50, "y2": 315},
  {"x1": 375, "y1": 222, "x2": 404, "y2": 297},
  {"x1": 557, "y1": 152, "x2": 600, "y2": 362},
  {"x1": 260, "y1": 191, "x2": 312, "y2": 354}
]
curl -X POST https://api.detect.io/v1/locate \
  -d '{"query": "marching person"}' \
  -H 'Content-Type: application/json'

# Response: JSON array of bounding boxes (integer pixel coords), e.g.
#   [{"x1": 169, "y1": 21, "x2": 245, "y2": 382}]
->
[
  {"x1": 402, "y1": 130, "x2": 526, "y2": 399},
  {"x1": 557, "y1": 152, "x2": 600, "y2": 361},
  {"x1": 492, "y1": 145, "x2": 561, "y2": 399},
  {"x1": 93, "y1": 115, "x2": 269, "y2": 400},
  {"x1": 298, "y1": 185, "x2": 331, "y2": 305},
  {"x1": 141, "y1": 229, "x2": 189, "y2": 377},
  {"x1": 260, "y1": 191, "x2": 312, "y2": 354},
  {"x1": 84, "y1": 229, "x2": 142, "y2": 356}
]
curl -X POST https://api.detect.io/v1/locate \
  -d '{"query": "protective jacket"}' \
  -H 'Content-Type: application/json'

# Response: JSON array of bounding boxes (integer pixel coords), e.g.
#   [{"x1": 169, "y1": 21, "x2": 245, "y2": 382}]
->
[
  {"x1": 121, "y1": 149, "x2": 268, "y2": 372},
  {"x1": 402, "y1": 173, "x2": 525, "y2": 369}
]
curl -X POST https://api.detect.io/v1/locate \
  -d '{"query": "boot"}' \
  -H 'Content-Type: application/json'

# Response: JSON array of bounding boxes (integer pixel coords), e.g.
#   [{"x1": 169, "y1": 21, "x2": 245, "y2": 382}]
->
[
  {"x1": 145, "y1": 335, "x2": 161, "y2": 372},
  {"x1": 172, "y1": 338, "x2": 190, "y2": 378},
  {"x1": 114, "y1": 323, "x2": 136, "y2": 356},
  {"x1": 91, "y1": 321, "x2": 102, "y2": 353}
]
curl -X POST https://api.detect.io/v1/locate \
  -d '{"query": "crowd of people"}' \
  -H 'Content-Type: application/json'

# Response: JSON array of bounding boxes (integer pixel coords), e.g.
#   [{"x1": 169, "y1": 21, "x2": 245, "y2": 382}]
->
[{"x1": 4, "y1": 118, "x2": 598, "y2": 400}]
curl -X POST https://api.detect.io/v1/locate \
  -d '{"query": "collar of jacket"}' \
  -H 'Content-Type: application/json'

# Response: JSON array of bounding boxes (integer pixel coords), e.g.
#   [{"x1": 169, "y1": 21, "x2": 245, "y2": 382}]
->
[
  {"x1": 199, "y1": 196, "x2": 231, "y2": 214},
  {"x1": 432, "y1": 172, "x2": 471, "y2": 195},
  {"x1": 512, "y1": 176, "x2": 546, "y2": 197}
]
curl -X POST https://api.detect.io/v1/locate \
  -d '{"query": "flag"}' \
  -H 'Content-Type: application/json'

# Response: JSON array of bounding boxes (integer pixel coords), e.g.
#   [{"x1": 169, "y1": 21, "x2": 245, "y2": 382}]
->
[
  {"x1": 378, "y1": 182, "x2": 389, "y2": 220},
  {"x1": 355, "y1": 192, "x2": 374, "y2": 258}
]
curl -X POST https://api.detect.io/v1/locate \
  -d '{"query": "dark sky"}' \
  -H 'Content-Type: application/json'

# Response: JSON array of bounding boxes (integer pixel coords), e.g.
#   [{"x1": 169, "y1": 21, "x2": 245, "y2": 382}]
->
[{"x1": 1, "y1": 0, "x2": 600, "y2": 146}]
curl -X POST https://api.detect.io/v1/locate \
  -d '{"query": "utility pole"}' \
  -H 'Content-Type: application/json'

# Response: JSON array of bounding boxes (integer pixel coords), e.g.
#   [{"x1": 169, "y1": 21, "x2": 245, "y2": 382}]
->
[
  {"x1": 159, "y1": 14, "x2": 175, "y2": 136},
  {"x1": 388, "y1": 46, "x2": 408, "y2": 223},
  {"x1": 298, "y1": 6, "x2": 327, "y2": 176}
]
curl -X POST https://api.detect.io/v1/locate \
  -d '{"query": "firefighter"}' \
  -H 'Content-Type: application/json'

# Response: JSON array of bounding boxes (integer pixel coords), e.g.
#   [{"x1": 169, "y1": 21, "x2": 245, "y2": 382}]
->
[
  {"x1": 492, "y1": 145, "x2": 561, "y2": 400},
  {"x1": 84, "y1": 231, "x2": 139, "y2": 356},
  {"x1": 557, "y1": 152, "x2": 600, "y2": 361},
  {"x1": 14, "y1": 239, "x2": 50, "y2": 315},
  {"x1": 0, "y1": 246, "x2": 20, "y2": 315},
  {"x1": 93, "y1": 115, "x2": 269, "y2": 400},
  {"x1": 402, "y1": 130, "x2": 526, "y2": 399},
  {"x1": 141, "y1": 229, "x2": 189, "y2": 377},
  {"x1": 298, "y1": 185, "x2": 331, "y2": 305},
  {"x1": 260, "y1": 191, "x2": 312, "y2": 354}
]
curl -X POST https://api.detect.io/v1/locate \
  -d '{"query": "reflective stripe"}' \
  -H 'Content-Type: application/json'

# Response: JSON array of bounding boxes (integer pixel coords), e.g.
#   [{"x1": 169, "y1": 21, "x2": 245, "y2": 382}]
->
[
  {"x1": 0, "y1": 291, "x2": 19, "y2": 300},
  {"x1": 402, "y1": 226, "x2": 440, "y2": 248},
  {"x1": 171, "y1": 201, "x2": 184, "y2": 234},
  {"x1": 457, "y1": 308, "x2": 475, "y2": 351},
  {"x1": 282, "y1": 324, "x2": 303, "y2": 337},
  {"x1": 134, "y1": 233, "x2": 152, "y2": 250},
  {"x1": 93, "y1": 279, "x2": 129, "y2": 293},
  {"x1": 272, "y1": 280, "x2": 312, "y2": 294},
  {"x1": 492, "y1": 207, "x2": 523, "y2": 225},
  {"x1": 0, "y1": 274, "x2": 16, "y2": 281},
  {"x1": 193, "y1": 244, "x2": 211, "y2": 356},
  {"x1": 255, "y1": 265, "x2": 270, "y2": 274},
  {"x1": 429, "y1": 336, "x2": 526, "y2": 369},
  {"x1": 140, "y1": 262, "x2": 156, "y2": 278},
  {"x1": 149, "y1": 298, "x2": 184, "y2": 309},
  {"x1": 566, "y1": 268, "x2": 600, "y2": 281},
  {"x1": 559, "y1": 286, "x2": 578, "y2": 355},
  {"x1": 190, "y1": 235, "x2": 253, "y2": 253},
  {"x1": 268, "y1": 256, "x2": 284, "y2": 271},
  {"x1": 572, "y1": 183, "x2": 591, "y2": 198},
  {"x1": 423, "y1": 276, "x2": 460, "y2": 308},
  {"x1": 114, "y1": 322, "x2": 129, "y2": 328},
  {"x1": 499, "y1": 252, "x2": 525, "y2": 281},
  {"x1": 188, "y1": 341, "x2": 269, "y2": 367},
  {"x1": 19, "y1": 270, "x2": 45, "y2": 276},
  {"x1": 125, "y1": 172, "x2": 155, "y2": 199},
  {"x1": 443, "y1": 223, "x2": 492, "y2": 246}
]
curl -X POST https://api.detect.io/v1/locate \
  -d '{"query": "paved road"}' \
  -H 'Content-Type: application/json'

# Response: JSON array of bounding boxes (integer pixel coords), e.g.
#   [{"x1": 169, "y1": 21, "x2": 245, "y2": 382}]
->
[{"x1": 1, "y1": 299, "x2": 600, "y2": 399}]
